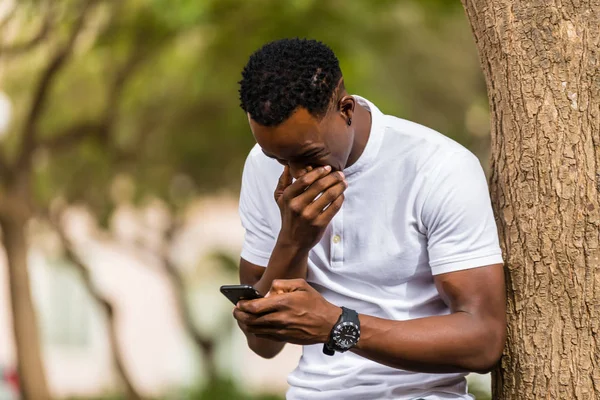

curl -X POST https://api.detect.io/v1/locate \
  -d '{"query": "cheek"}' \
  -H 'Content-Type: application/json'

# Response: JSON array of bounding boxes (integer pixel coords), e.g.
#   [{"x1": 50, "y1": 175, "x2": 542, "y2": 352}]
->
[
  {"x1": 308, "y1": 154, "x2": 340, "y2": 172},
  {"x1": 328, "y1": 135, "x2": 352, "y2": 165},
  {"x1": 320, "y1": 156, "x2": 340, "y2": 171}
]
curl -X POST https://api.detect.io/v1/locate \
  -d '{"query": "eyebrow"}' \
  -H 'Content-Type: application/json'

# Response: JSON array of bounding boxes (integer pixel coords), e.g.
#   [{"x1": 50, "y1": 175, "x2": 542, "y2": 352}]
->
[{"x1": 295, "y1": 147, "x2": 322, "y2": 159}]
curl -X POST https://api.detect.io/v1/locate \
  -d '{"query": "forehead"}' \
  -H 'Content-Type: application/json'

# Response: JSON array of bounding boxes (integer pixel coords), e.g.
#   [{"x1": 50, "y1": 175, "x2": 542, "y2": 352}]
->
[{"x1": 249, "y1": 108, "x2": 326, "y2": 158}]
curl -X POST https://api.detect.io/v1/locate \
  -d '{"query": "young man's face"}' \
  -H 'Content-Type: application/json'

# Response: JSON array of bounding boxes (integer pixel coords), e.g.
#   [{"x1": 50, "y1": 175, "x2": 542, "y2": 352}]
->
[{"x1": 248, "y1": 101, "x2": 354, "y2": 179}]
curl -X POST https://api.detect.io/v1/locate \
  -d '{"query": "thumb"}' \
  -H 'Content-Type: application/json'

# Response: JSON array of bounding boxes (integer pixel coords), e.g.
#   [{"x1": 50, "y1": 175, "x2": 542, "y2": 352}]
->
[
  {"x1": 267, "y1": 278, "x2": 308, "y2": 296},
  {"x1": 274, "y1": 165, "x2": 292, "y2": 200}
]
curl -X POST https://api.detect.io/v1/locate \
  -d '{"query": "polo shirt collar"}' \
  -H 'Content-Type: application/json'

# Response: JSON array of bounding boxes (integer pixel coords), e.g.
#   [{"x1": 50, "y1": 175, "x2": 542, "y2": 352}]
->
[{"x1": 343, "y1": 95, "x2": 385, "y2": 177}]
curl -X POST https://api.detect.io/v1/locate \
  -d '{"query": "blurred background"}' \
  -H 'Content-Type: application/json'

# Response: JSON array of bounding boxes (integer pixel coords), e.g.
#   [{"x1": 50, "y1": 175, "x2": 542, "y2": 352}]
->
[{"x1": 0, "y1": 0, "x2": 493, "y2": 399}]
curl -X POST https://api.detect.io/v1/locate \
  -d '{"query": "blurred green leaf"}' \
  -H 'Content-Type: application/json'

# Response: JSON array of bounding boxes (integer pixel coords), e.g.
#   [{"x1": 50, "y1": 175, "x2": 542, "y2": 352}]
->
[
  {"x1": 185, "y1": 377, "x2": 284, "y2": 400},
  {"x1": 209, "y1": 250, "x2": 239, "y2": 275},
  {"x1": 2, "y1": 0, "x2": 487, "y2": 217}
]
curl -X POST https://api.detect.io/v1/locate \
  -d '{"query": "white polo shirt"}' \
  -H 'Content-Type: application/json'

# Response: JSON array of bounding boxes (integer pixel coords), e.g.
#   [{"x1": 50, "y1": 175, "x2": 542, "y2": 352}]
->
[{"x1": 239, "y1": 96, "x2": 503, "y2": 400}]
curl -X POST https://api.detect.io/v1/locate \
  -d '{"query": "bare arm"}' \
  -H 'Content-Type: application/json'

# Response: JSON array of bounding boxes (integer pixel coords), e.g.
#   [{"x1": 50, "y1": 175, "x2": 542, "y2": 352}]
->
[
  {"x1": 238, "y1": 253, "x2": 308, "y2": 359},
  {"x1": 237, "y1": 165, "x2": 346, "y2": 359},
  {"x1": 351, "y1": 263, "x2": 506, "y2": 373},
  {"x1": 236, "y1": 263, "x2": 506, "y2": 373}
]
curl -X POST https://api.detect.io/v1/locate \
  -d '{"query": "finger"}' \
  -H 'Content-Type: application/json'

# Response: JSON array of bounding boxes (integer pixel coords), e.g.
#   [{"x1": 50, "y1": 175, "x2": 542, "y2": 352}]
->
[
  {"x1": 274, "y1": 165, "x2": 292, "y2": 201},
  {"x1": 304, "y1": 180, "x2": 347, "y2": 218},
  {"x1": 233, "y1": 308, "x2": 256, "y2": 325},
  {"x1": 279, "y1": 165, "x2": 292, "y2": 188},
  {"x1": 247, "y1": 326, "x2": 286, "y2": 337},
  {"x1": 295, "y1": 171, "x2": 346, "y2": 208},
  {"x1": 255, "y1": 334, "x2": 285, "y2": 342},
  {"x1": 270, "y1": 278, "x2": 308, "y2": 294},
  {"x1": 245, "y1": 311, "x2": 285, "y2": 327},
  {"x1": 296, "y1": 165, "x2": 313, "y2": 178},
  {"x1": 234, "y1": 308, "x2": 282, "y2": 328},
  {"x1": 284, "y1": 165, "x2": 332, "y2": 199},
  {"x1": 237, "y1": 296, "x2": 284, "y2": 314},
  {"x1": 236, "y1": 320, "x2": 249, "y2": 334},
  {"x1": 313, "y1": 193, "x2": 345, "y2": 227}
]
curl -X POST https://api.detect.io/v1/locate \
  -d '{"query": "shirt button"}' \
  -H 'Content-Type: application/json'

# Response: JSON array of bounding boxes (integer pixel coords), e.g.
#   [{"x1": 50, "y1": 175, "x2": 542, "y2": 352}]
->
[{"x1": 332, "y1": 235, "x2": 341, "y2": 244}]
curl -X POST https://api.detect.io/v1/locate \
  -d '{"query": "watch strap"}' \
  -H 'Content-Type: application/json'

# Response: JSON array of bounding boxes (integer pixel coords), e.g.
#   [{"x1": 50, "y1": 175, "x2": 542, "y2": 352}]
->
[
  {"x1": 343, "y1": 307, "x2": 359, "y2": 325},
  {"x1": 322, "y1": 308, "x2": 344, "y2": 356}
]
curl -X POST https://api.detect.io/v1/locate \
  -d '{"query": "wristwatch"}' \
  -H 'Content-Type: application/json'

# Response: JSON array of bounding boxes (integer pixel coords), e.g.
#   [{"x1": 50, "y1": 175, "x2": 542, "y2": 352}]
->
[{"x1": 323, "y1": 307, "x2": 361, "y2": 356}]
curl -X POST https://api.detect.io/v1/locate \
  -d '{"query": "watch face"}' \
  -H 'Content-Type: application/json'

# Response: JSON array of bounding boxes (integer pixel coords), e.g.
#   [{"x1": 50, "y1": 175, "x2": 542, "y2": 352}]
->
[{"x1": 333, "y1": 322, "x2": 360, "y2": 349}]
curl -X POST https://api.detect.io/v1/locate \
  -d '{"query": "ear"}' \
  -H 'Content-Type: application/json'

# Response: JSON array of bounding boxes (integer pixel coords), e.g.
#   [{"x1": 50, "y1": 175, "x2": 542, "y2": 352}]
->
[{"x1": 338, "y1": 95, "x2": 356, "y2": 126}]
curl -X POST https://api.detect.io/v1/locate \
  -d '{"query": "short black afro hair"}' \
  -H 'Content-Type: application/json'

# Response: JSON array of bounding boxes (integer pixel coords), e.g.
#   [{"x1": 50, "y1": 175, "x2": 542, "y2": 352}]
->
[{"x1": 239, "y1": 38, "x2": 342, "y2": 126}]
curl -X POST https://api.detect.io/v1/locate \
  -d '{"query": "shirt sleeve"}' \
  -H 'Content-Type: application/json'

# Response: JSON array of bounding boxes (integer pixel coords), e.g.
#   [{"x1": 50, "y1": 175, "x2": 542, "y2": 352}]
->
[
  {"x1": 239, "y1": 153, "x2": 277, "y2": 267},
  {"x1": 421, "y1": 151, "x2": 504, "y2": 275}
]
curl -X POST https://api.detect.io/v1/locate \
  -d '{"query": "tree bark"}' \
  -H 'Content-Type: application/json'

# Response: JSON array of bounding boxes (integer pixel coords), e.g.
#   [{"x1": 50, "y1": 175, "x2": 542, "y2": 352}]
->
[
  {"x1": 0, "y1": 207, "x2": 51, "y2": 400},
  {"x1": 461, "y1": 1, "x2": 600, "y2": 399}
]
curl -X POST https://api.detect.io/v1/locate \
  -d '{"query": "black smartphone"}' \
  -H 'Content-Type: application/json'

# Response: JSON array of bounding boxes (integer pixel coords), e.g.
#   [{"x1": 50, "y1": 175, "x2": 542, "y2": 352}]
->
[{"x1": 220, "y1": 284, "x2": 263, "y2": 305}]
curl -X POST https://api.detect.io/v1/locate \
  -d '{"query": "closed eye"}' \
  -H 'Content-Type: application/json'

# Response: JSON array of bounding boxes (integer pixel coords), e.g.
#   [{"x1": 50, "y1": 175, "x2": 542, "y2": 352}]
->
[
  {"x1": 261, "y1": 150, "x2": 287, "y2": 165},
  {"x1": 291, "y1": 149, "x2": 329, "y2": 164}
]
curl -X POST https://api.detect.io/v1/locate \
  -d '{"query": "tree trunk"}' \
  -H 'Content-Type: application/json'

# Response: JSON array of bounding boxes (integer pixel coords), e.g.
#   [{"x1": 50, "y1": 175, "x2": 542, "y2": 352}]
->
[
  {"x1": 158, "y1": 226, "x2": 221, "y2": 384},
  {"x1": 162, "y1": 254, "x2": 220, "y2": 384},
  {"x1": 0, "y1": 210, "x2": 51, "y2": 400},
  {"x1": 61, "y1": 246, "x2": 143, "y2": 400},
  {"x1": 461, "y1": 1, "x2": 600, "y2": 399},
  {"x1": 48, "y1": 213, "x2": 144, "y2": 400}
]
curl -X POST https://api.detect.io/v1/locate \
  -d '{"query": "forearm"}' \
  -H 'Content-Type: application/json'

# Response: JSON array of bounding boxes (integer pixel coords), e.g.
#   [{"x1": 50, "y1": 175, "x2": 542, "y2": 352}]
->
[
  {"x1": 352, "y1": 312, "x2": 504, "y2": 374},
  {"x1": 254, "y1": 239, "x2": 309, "y2": 295},
  {"x1": 240, "y1": 322, "x2": 284, "y2": 359},
  {"x1": 244, "y1": 239, "x2": 309, "y2": 358},
  {"x1": 239, "y1": 164, "x2": 345, "y2": 359}
]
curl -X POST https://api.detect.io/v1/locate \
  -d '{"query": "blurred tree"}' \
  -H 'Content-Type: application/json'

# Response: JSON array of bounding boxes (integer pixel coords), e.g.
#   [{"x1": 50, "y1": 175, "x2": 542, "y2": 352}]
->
[
  {"x1": 0, "y1": 0, "x2": 487, "y2": 398},
  {"x1": 462, "y1": 1, "x2": 600, "y2": 399},
  {"x1": 153, "y1": 221, "x2": 228, "y2": 386},
  {"x1": 0, "y1": 0, "x2": 195, "y2": 397},
  {"x1": 48, "y1": 208, "x2": 143, "y2": 400}
]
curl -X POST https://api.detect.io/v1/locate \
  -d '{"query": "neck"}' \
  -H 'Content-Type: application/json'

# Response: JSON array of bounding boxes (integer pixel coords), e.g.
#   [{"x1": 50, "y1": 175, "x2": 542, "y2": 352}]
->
[{"x1": 345, "y1": 103, "x2": 372, "y2": 169}]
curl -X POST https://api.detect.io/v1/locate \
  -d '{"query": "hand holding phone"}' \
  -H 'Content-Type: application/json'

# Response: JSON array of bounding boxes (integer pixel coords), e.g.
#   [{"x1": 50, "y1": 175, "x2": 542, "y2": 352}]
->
[{"x1": 220, "y1": 284, "x2": 263, "y2": 305}]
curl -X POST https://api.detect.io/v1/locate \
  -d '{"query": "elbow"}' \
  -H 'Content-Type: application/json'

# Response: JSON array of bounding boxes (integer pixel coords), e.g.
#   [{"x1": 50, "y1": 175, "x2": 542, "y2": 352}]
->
[
  {"x1": 247, "y1": 335, "x2": 283, "y2": 359},
  {"x1": 469, "y1": 352, "x2": 501, "y2": 374},
  {"x1": 466, "y1": 325, "x2": 506, "y2": 374},
  {"x1": 250, "y1": 346, "x2": 279, "y2": 360}
]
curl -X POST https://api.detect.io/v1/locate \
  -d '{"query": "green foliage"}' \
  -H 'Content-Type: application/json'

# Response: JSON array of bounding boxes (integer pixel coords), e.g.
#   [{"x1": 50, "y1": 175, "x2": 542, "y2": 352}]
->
[
  {"x1": 63, "y1": 377, "x2": 490, "y2": 400},
  {"x1": 63, "y1": 395, "x2": 126, "y2": 400},
  {"x1": 209, "y1": 250, "x2": 239, "y2": 275},
  {"x1": 62, "y1": 378, "x2": 284, "y2": 400},
  {"x1": 471, "y1": 391, "x2": 492, "y2": 400},
  {"x1": 468, "y1": 376, "x2": 492, "y2": 400},
  {"x1": 185, "y1": 377, "x2": 284, "y2": 400},
  {"x1": 2, "y1": 0, "x2": 487, "y2": 219}
]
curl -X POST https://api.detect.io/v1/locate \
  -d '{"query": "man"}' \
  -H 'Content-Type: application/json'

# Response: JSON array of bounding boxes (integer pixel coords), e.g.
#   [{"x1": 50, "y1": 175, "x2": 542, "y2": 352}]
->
[{"x1": 233, "y1": 38, "x2": 506, "y2": 400}]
